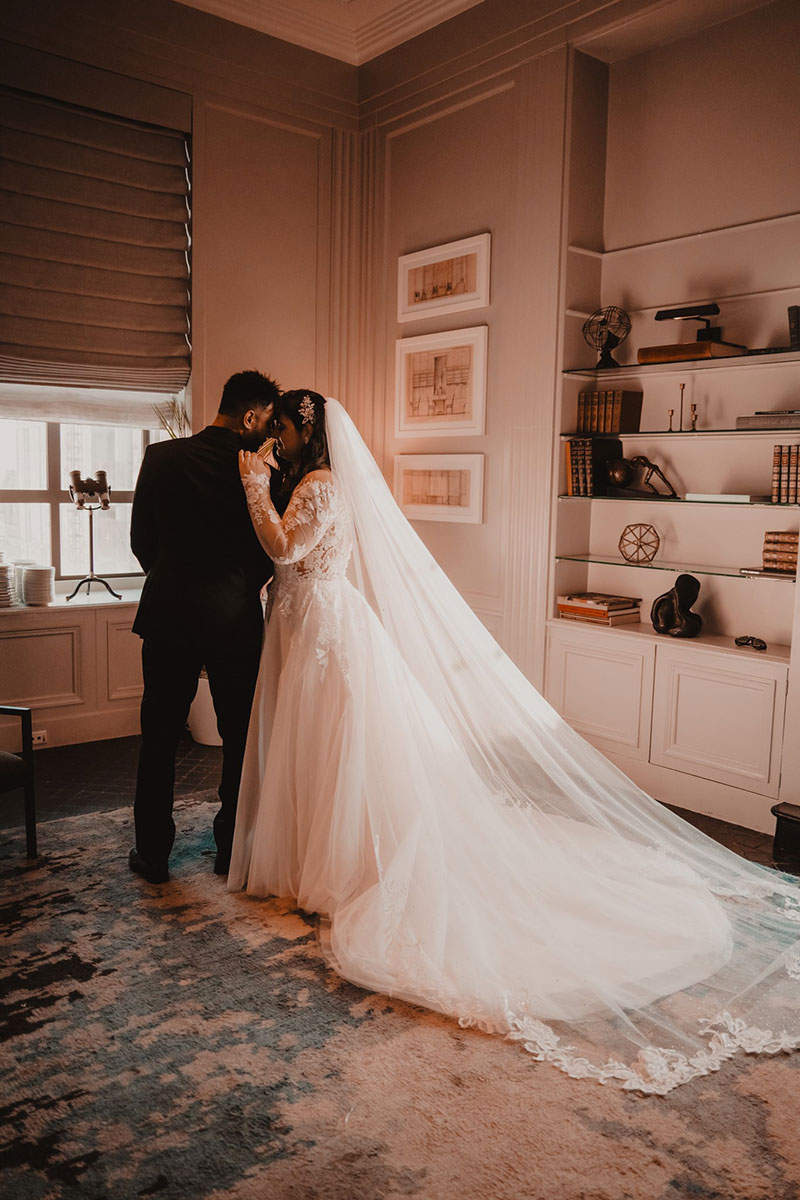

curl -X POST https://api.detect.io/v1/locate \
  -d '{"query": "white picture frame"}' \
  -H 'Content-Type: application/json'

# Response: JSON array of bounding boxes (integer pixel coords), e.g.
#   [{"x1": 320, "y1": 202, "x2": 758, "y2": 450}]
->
[
  {"x1": 395, "y1": 325, "x2": 488, "y2": 439},
  {"x1": 397, "y1": 233, "x2": 491, "y2": 323},
  {"x1": 394, "y1": 454, "x2": 484, "y2": 524}
]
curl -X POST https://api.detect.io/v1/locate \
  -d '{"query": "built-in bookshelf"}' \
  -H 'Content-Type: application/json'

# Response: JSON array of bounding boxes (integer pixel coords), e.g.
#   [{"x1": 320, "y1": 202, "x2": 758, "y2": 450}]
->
[{"x1": 544, "y1": 52, "x2": 800, "y2": 833}]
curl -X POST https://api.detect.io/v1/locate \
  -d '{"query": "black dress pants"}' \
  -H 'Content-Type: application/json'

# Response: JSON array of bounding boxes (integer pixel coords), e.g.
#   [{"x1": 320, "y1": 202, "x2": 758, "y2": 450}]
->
[{"x1": 133, "y1": 633, "x2": 261, "y2": 867}]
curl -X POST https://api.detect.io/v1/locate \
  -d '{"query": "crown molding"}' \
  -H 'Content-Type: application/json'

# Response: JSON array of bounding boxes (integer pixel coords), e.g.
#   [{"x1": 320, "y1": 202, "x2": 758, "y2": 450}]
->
[{"x1": 173, "y1": 0, "x2": 485, "y2": 65}]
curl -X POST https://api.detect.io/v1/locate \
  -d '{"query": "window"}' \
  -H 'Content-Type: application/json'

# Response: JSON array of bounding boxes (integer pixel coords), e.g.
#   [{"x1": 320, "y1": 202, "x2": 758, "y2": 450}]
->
[{"x1": 0, "y1": 418, "x2": 169, "y2": 578}]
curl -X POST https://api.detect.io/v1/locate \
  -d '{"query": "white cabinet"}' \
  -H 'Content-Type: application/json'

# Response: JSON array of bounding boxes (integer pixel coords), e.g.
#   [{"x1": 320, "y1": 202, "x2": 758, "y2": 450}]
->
[
  {"x1": 650, "y1": 643, "x2": 786, "y2": 798},
  {"x1": 0, "y1": 592, "x2": 143, "y2": 750},
  {"x1": 545, "y1": 622, "x2": 654, "y2": 760},
  {"x1": 545, "y1": 619, "x2": 789, "y2": 826}
]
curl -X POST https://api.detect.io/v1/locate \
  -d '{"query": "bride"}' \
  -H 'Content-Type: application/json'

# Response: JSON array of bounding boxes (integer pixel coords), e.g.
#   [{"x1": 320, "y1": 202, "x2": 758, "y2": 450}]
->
[{"x1": 228, "y1": 388, "x2": 800, "y2": 1094}]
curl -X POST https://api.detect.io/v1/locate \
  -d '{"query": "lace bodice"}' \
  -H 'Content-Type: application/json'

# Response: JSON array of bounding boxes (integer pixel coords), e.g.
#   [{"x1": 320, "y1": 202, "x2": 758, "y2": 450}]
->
[{"x1": 241, "y1": 469, "x2": 352, "y2": 583}]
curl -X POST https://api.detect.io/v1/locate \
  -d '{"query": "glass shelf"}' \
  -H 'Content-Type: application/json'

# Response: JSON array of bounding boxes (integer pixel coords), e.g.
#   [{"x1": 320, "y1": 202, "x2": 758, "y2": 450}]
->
[
  {"x1": 555, "y1": 553, "x2": 796, "y2": 580},
  {"x1": 557, "y1": 495, "x2": 800, "y2": 508},
  {"x1": 559, "y1": 428, "x2": 800, "y2": 440},
  {"x1": 563, "y1": 348, "x2": 800, "y2": 379}
]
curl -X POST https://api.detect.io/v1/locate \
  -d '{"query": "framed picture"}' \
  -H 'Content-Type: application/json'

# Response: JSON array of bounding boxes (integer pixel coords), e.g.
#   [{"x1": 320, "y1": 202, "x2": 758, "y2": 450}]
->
[
  {"x1": 394, "y1": 454, "x2": 484, "y2": 524},
  {"x1": 397, "y1": 233, "x2": 490, "y2": 323},
  {"x1": 395, "y1": 326, "x2": 487, "y2": 439}
]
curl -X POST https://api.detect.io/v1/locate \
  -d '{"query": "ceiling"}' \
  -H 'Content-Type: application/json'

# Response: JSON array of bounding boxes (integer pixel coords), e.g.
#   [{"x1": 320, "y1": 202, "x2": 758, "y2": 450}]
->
[
  {"x1": 173, "y1": 0, "x2": 775, "y2": 66},
  {"x1": 172, "y1": 0, "x2": 487, "y2": 65}
]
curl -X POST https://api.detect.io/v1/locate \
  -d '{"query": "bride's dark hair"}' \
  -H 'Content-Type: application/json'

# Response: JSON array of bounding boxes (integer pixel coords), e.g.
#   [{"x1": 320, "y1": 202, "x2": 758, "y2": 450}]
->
[{"x1": 270, "y1": 388, "x2": 330, "y2": 514}]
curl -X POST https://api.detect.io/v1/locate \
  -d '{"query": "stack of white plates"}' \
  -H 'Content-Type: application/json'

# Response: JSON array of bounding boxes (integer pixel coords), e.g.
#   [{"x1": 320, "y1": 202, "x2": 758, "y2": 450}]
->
[
  {"x1": 22, "y1": 565, "x2": 56, "y2": 606},
  {"x1": 0, "y1": 562, "x2": 15, "y2": 607},
  {"x1": 13, "y1": 559, "x2": 36, "y2": 601}
]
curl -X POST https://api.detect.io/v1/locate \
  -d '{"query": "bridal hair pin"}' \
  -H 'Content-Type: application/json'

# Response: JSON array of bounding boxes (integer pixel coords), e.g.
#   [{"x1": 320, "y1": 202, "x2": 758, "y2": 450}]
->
[{"x1": 299, "y1": 393, "x2": 315, "y2": 425}]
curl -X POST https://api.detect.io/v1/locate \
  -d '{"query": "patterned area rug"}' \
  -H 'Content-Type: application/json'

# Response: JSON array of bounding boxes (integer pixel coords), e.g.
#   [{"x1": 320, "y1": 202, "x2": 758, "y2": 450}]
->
[{"x1": 3, "y1": 796, "x2": 800, "y2": 1200}]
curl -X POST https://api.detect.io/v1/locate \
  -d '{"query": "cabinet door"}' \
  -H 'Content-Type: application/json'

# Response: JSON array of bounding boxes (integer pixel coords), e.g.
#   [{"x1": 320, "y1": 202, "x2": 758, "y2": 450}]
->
[
  {"x1": 545, "y1": 624, "x2": 655, "y2": 760},
  {"x1": 650, "y1": 645, "x2": 787, "y2": 797}
]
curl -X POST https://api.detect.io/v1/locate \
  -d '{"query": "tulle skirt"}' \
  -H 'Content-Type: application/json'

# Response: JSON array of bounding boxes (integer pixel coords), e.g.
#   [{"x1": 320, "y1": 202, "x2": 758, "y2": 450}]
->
[{"x1": 229, "y1": 574, "x2": 800, "y2": 1092}]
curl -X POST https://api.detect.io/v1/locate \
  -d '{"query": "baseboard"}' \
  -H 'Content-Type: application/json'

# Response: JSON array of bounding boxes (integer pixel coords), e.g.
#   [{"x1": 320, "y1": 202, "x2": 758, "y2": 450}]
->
[{"x1": 0, "y1": 707, "x2": 141, "y2": 753}]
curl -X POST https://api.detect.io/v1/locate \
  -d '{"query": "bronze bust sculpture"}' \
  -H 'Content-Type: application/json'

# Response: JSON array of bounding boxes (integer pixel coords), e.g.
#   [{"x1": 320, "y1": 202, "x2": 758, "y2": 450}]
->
[{"x1": 651, "y1": 574, "x2": 703, "y2": 638}]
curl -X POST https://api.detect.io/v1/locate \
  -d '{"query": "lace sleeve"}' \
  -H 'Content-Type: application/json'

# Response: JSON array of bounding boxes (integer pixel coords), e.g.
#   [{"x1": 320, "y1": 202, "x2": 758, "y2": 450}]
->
[{"x1": 241, "y1": 471, "x2": 337, "y2": 565}]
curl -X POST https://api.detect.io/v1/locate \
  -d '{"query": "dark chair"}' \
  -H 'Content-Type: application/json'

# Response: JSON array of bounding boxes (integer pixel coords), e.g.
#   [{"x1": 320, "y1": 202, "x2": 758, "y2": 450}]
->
[{"x1": 0, "y1": 705, "x2": 37, "y2": 857}]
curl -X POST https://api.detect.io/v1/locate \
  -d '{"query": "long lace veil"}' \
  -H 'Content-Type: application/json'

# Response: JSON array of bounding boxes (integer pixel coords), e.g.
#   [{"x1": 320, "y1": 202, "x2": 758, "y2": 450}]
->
[{"x1": 323, "y1": 397, "x2": 800, "y2": 1093}]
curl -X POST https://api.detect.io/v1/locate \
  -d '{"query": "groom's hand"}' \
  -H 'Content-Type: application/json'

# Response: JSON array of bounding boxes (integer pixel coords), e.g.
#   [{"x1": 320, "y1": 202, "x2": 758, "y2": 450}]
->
[{"x1": 239, "y1": 450, "x2": 269, "y2": 478}]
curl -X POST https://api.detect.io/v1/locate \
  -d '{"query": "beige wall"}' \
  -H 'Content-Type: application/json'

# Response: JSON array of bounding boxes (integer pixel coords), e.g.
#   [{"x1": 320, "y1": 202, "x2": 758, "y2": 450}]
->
[
  {"x1": 605, "y1": 0, "x2": 800, "y2": 249},
  {"x1": 194, "y1": 103, "x2": 331, "y2": 410}
]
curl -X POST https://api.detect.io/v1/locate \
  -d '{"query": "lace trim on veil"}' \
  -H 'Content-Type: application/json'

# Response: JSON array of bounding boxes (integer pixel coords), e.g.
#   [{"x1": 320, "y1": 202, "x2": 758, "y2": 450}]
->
[{"x1": 503, "y1": 1003, "x2": 800, "y2": 1095}]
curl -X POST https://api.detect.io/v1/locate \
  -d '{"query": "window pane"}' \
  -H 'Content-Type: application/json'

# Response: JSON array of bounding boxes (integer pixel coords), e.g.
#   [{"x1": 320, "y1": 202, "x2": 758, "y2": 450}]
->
[
  {"x1": 0, "y1": 503, "x2": 51, "y2": 564},
  {"x1": 0, "y1": 420, "x2": 47, "y2": 489},
  {"x1": 61, "y1": 503, "x2": 139, "y2": 576},
  {"x1": 61, "y1": 424, "x2": 143, "y2": 493}
]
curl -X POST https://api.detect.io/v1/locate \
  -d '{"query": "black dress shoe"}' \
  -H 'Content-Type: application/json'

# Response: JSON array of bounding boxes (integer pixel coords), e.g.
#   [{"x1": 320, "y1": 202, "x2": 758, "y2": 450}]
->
[
  {"x1": 129, "y1": 848, "x2": 169, "y2": 884},
  {"x1": 213, "y1": 852, "x2": 230, "y2": 876}
]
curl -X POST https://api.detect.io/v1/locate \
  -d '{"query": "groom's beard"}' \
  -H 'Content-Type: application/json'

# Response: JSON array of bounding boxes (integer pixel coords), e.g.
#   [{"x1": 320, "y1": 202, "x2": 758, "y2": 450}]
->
[{"x1": 240, "y1": 429, "x2": 267, "y2": 451}]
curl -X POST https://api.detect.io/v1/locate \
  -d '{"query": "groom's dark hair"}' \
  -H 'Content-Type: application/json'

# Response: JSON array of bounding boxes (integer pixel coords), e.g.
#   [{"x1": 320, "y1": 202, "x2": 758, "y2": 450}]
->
[{"x1": 218, "y1": 370, "x2": 280, "y2": 418}]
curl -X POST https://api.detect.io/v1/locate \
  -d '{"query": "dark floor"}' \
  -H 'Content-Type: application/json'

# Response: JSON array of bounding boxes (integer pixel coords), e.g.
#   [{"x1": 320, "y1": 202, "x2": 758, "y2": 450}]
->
[
  {"x1": 0, "y1": 733, "x2": 794, "y2": 874},
  {"x1": 0, "y1": 732, "x2": 222, "y2": 831}
]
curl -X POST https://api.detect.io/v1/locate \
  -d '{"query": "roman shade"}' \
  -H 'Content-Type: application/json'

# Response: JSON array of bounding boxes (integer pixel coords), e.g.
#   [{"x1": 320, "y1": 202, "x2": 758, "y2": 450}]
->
[{"x1": 0, "y1": 86, "x2": 191, "y2": 394}]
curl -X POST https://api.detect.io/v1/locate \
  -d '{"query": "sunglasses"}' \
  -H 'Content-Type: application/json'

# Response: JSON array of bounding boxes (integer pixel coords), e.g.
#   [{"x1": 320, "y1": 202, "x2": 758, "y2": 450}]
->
[{"x1": 734, "y1": 635, "x2": 767, "y2": 651}]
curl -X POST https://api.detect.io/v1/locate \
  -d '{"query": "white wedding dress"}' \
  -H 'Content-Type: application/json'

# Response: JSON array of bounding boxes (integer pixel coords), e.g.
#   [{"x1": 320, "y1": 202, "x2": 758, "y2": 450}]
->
[{"x1": 229, "y1": 398, "x2": 800, "y2": 1094}]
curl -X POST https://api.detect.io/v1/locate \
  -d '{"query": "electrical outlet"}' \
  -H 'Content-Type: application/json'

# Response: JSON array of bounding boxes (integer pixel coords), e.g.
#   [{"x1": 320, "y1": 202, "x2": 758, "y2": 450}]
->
[{"x1": 32, "y1": 730, "x2": 47, "y2": 746}]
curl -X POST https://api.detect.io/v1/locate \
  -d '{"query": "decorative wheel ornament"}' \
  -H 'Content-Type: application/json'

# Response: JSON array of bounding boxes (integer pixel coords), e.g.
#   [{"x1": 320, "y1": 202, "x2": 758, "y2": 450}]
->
[{"x1": 619, "y1": 523, "x2": 660, "y2": 563}]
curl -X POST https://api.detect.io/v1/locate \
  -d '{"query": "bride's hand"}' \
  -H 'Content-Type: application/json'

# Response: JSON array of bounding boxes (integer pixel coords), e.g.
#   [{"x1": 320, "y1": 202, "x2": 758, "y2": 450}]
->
[{"x1": 239, "y1": 449, "x2": 270, "y2": 478}]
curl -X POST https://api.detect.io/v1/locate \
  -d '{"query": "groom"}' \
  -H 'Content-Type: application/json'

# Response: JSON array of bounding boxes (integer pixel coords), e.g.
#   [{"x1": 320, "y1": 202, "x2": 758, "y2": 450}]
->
[{"x1": 129, "y1": 370, "x2": 279, "y2": 883}]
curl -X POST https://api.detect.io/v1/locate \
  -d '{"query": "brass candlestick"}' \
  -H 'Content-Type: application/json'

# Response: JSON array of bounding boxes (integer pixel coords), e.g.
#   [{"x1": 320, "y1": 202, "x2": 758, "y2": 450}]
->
[
  {"x1": 690, "y1": 403, "x2": 698, "y2": 432},
  {"x1": 679, "y1": 383, "x2": 686, "y2": 432},
  {"x1": 667, "y1": 409, "x2": 674, "y2": 432}
]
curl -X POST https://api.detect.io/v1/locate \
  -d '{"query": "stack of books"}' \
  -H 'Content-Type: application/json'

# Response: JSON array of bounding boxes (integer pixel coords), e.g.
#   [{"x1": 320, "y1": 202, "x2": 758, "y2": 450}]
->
[
  {"x1": 770, "y1": 444, "x2": 800, "y2": 503},
  {"x1": 565, "y1": 438, "x2": 622, "y2": 496},
  {"x1": 576, "y1": 390, "x2": 642, "y2": 434},
  {"x1": 557, "y1": 592, "x2": 642, "y2": 626},
  {"x1": 762, "y1": 530, "x2": 799, "y2": 574}
]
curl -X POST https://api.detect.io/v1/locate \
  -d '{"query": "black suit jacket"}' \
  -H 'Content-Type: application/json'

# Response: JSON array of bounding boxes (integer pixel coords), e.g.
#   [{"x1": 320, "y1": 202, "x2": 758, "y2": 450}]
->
[{"x1": 131, "y1": 426, "x2": 273, "y2": 650}]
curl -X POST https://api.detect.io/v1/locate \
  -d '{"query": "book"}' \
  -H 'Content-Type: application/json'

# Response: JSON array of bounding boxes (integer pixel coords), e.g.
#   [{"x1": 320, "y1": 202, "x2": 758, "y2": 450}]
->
[
  {"x1": 684, "y1": 493, "x2": 771, "y2": 503},
  {"x1": 609, "y1": 390, "x2": 642, "y2": 434},
  {"x1": 557, "y1": 592, "x2": 641, "y2": 611},
  {"x1": 790, "y1": 446, "x2": 799, "y2": 505},
  {"x1": 589, "y1": 393, "x2": 600, "y2": 433},
  {"x1": 559, "y1": 610, "x2": 642, "y2": 626},
  {"x1": 637, "y1": 340, "x2": 746, "y2": 364},
  {"x1": 781, "y1": 444, "x2": 791, "y2": 504},
  {"x1": 559, "y1": 604, "x2": 640, "y2": 618},
  {"x1": 577, "y1": 442, "x2": 587, "y2": 494},
  {"x1": 772, "y1": 444, "x2": 782, "y2": 503},
  {"x1": 764, "y1": 531, "x2": 800, "y2": 543},
  {"x1": 576, "y1": 390, "x2": 643, "y2": 435},
  {"x1": 558, "y1": 600, "x2": 640, "y2": 613},
  {"x1": 565, "y1": 440, "x2": 575, "y2": 496},
  {"x1": 563, "y1": 438, "x2": 623, "y2": 496},
  {"x1": 600, "y1": 390, "x2": 611, "y2": 433},
  {"x1": 789, "y1": 305, "x2": 800, "y2": 350},
  {"x1": 736, "y1": 415, "x2": 800, "y2": 429}
]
